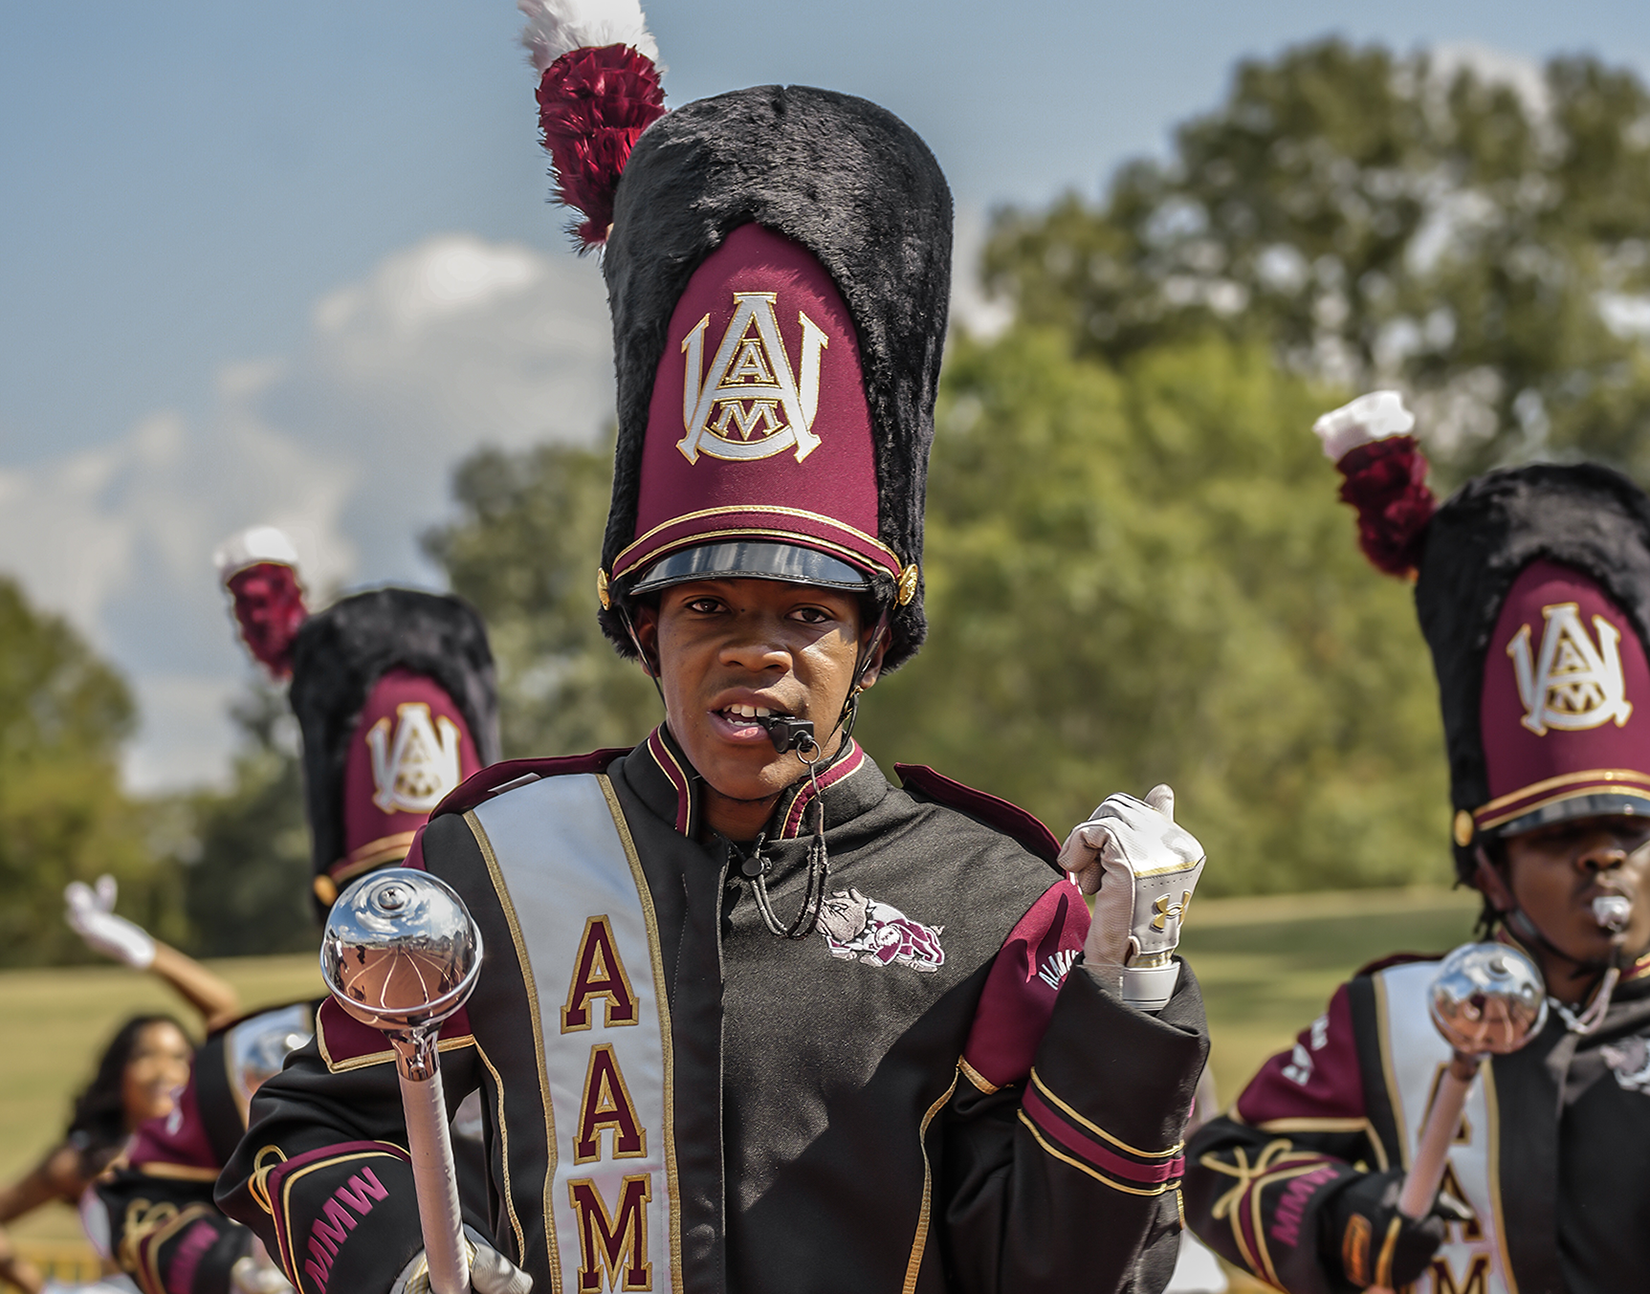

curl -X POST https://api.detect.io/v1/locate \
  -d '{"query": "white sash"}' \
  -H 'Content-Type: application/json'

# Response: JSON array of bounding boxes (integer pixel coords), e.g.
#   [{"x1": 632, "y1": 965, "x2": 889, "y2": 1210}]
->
[
  {"x1": 1375, "y1": 961, "x2": 1516, "y2": 1294},
  {"x1": 469, "y1": 774, "x2": 680, "y2": 1294}
]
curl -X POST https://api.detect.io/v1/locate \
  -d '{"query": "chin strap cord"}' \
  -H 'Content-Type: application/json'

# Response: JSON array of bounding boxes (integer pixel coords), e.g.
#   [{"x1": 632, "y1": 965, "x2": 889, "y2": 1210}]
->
[
  {"x1": 742, "y1": 735, "x2": 831, "y2": 939},
  {"x1": 1506, "y1": 908, "x2": 1622, "y2": 1034},
  {"x1": 1557, "y1": 964, "x2": 1620, "y2": 1035}
]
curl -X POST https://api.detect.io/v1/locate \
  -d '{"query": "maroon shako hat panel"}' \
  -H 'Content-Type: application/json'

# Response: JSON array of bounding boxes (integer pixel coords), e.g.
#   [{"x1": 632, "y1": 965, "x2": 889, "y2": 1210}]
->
[{"x1": 611, "y1": 223, "x2": 895, "y2": 591}]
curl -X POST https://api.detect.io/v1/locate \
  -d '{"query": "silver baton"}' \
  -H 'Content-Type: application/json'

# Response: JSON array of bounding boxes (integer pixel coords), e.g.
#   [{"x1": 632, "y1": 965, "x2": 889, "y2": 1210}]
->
[
  {"x1": 1370, "y1": 942, "x2": 1544, "y2": 1294},
  {"x1": 321, "y1": 869, "x2": 482, "y2": 1294}
]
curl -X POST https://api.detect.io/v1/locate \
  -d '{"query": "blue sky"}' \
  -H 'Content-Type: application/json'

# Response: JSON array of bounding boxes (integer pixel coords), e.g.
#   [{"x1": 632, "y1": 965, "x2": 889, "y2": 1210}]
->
[{"x1": 3, "y1": 0, "x2": 1648, "y2": 788}]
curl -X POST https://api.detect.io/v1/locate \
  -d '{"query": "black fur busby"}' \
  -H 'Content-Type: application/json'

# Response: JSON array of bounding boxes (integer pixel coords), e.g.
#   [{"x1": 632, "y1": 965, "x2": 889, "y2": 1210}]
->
[
  {"x1": 1415, "y1": 462, "x2": 1650, "y2": 880},
  {"x1": 288, "y1": 589, "x2": 500, "y2": 891},
  {"x1": 597, "y1": 85, "x2": 953, "y2": 671}
]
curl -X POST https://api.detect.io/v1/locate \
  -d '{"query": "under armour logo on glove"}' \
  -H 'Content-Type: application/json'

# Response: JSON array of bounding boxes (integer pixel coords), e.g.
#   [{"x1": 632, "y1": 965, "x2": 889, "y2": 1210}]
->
[{"x1": 1059, "y1": 785, "x2": 1206, "y2": 1011}]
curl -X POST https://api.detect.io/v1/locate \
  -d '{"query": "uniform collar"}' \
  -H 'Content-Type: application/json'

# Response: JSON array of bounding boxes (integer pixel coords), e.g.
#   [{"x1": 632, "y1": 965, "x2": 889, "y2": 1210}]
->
[{"x1": 624, "y1": 723, "x2": 883, "y2": 842}]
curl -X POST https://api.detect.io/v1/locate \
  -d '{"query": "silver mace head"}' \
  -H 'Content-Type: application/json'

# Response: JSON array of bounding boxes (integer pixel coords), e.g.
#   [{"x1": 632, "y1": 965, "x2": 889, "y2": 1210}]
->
[
  {"x1": 1429, "y1": 942, "x2": 1547, "y2": 1060},
  {"x1": 320, "y1": 869, "x2": 483, "y2": 1081}
]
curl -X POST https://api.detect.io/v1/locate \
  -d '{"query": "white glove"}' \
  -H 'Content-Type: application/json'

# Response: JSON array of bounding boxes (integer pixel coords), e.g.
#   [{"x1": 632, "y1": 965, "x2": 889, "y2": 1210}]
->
[
  {"x1": 64, "y1": 874, "x2": 156, "y2": 969},
  {"x1": 391, "y1": 1228, "x2": 533, "y2": 1294},
  {"x1": 1058, "y1": 785, "x2": 1206, "y2": 1011},
  {"x1": 231, "y1": 1238, "x2": 296, "y2": 1293}
]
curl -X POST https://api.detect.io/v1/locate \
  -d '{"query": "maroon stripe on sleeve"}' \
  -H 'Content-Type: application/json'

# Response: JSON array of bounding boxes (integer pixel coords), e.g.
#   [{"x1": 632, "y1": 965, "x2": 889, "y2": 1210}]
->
[{"x1": 1022, "y1": 1086, "x2": 1184, "y2": 1185}]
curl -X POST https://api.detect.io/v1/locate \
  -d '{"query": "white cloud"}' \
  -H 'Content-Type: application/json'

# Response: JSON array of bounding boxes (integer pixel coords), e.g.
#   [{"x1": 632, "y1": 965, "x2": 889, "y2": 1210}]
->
[{"x1": 0, "y1": 235, "x2": 613, "y2": 792}]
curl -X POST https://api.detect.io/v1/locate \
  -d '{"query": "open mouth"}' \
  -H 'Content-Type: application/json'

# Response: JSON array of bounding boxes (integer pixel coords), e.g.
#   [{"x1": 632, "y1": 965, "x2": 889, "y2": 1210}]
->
[{"x1": 709, "y1": 701, "x2": 793, "y2": 743}]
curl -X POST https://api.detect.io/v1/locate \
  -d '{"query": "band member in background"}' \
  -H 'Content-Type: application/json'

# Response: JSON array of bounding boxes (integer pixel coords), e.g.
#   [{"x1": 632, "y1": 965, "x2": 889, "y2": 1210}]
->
[
  {"x1": 214, "y1": 4, "x2": 1211, "y2": 1292},
  {"x1": 1184, "y1": 393, "x2": 1650, "y2": 1294},
  {"x1": 212, "y1": 526, "x2": 501, "y2": 911},
  {"x1": 80, "y1": 539, "x2": 506, "y2": 1294}
]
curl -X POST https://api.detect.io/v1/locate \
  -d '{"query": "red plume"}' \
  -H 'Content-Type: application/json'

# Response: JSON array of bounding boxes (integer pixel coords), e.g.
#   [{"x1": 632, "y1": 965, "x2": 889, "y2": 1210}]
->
[
  {"x1": 1335, "y1": 436, "x2": 1436, "y2": 578},
  {"x1": 536, "y1": 44, "x2": 666, "y2": 250},
  {"x1": 226, "y1": 562, "x2": 309, "y2": 680}
]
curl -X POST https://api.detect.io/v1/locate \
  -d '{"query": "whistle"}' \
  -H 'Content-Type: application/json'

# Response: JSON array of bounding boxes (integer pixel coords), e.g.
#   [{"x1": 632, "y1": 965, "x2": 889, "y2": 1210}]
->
[
  {"x1": 759, "y1": 715, "x2": 816, "y2": 754},
  {"x1": 1594, "y1": 894, "x2": 1632, "y2": 934}
]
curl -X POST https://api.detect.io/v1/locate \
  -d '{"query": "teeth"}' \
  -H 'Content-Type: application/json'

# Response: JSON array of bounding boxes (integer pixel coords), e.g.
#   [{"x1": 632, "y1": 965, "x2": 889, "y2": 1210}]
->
[
  {"x1": 755, "y1": 707, "x2": 771, "y2": 717},
  {"x1": 726, "y1": 705, "x2": 774, "y2": 719}
]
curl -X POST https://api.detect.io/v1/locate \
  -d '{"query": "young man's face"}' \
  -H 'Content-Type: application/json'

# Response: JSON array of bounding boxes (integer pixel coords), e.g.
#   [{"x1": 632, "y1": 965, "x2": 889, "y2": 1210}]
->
[
  {"x1": 1490, "y1": 814, "x2": 1650, "y2": 969},
  {"x1": 634, "y1": 577, "x2": 882, "y2": 834}
]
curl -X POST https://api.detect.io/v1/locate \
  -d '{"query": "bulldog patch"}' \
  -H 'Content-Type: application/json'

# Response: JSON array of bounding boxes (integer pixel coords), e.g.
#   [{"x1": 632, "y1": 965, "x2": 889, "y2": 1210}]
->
[{"x1": 817, "y1": 888, "x2": 945, "y2": 972}]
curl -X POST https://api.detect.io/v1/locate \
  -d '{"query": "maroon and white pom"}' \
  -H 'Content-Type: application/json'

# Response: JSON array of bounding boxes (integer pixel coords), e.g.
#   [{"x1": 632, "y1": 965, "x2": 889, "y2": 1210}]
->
[
  {"x1": 519, "y1": 0, "x2": 667, "y2": 250},
  {"x1": 1314, "y1": 392, "x2": 1437, "y2": 579}
]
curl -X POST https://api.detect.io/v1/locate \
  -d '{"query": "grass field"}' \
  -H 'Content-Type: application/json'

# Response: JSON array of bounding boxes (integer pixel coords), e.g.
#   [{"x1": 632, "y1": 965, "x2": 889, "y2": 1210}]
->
[{"x1": 0, "y1": 885, "x2": 1479, "y2": 1283}]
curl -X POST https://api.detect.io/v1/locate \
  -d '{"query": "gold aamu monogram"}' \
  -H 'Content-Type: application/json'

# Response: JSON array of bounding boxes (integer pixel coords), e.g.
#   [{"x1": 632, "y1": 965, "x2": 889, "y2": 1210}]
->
[
  {"x1": 365, "y1": 702, "x2": 464, "y2": 814},
  {"x1": 1506, "y1": 602, "x2": 1633, "y2": 736},
  {"x1": 678, "y1": 292, "x2": 828, "y2": 465}
]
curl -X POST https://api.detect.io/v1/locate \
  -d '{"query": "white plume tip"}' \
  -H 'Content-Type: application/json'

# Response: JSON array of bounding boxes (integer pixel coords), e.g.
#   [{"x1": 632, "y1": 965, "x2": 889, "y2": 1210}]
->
[
  {"x1": 1312, "y1": 390, "x2": 1416, "y2": 462},
  {"x1": 214, "y1": 525, "x2": 299, "y2": 582},
  {"x1": 518, "y1": 0, "x2": 659, "y2": 73}
]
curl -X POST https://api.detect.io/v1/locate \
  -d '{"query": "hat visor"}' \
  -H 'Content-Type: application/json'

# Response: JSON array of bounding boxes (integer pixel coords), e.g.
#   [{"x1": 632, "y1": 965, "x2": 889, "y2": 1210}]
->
[
  {"x1": 629, "y1": 542, "x2": 871, "y2": 595},
  {"x1": 1492, "y1": 790, "x2": 1650, "y2": 838}
]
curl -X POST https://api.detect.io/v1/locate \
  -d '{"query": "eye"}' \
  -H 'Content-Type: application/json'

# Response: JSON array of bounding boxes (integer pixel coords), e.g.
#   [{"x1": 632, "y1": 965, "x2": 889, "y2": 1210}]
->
[
  {"x1": 684, "y1": 596, "x2": 724, "y2": 615},
  {"x1": 790, "y1": 605, "x2": 834, "y2": 624}
]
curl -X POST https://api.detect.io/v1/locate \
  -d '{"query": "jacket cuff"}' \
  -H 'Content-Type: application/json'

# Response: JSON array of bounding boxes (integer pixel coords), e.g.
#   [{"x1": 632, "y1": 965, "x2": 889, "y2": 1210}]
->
[
  {"x1": 1023, "y1": 958, "x2": 1208, "y2": 1190},
  {"x1": 264, "y1": 1142, "x2": 422, "y2": 1294}
]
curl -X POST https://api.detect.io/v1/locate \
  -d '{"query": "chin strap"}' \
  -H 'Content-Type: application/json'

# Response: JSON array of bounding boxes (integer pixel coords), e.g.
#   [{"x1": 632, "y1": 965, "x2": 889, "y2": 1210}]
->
[
  {"x1": 1505, "y1": 908, "x2": 1622, "y2": 1034},
  {"x1": 739, "y1": 734, "x2": 830, "y2": 938}
]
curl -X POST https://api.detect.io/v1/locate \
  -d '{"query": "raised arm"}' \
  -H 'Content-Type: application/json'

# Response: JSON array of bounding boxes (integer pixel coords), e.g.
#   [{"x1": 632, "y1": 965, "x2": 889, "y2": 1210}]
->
[{"x1": 65, "y1": 876, "x2": 241, "y2": 1030}]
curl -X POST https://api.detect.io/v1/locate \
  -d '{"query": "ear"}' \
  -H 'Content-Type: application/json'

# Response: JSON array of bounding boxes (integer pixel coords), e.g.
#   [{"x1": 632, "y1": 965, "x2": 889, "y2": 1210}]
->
[
  {"x1": 1473, "y1": 845, "x2": 1515, "y2": 913},
  {"x1": 854, "y1": 621, "x2": 893, "y2": 692},
  {"x1": 630, "y1": 604, "x2": 661, "y2": 678}
]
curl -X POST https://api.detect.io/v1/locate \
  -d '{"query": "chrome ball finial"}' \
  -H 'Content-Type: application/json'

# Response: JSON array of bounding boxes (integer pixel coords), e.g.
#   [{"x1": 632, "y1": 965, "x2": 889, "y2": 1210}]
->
[
  {"x1": 1428, "y1": 942, "x2": 1547, "y2": 1058},
  {"x1": 320, "y1": 869, "x2": 483, "y2": 1080}
]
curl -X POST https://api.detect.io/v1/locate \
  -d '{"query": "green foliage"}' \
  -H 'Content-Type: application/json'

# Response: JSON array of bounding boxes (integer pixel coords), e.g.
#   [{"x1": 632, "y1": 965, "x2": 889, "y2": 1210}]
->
[
  {"x1": 179, "y1": 685, "x2": 315, "y2": 957},
  {"x1": 856, "y1": 331, "x2": 1452, "y2": 893},
  {"x1": 0, "y1": 577, "x2": 179, "y2": 966},
  {"x1": 984, "y1": 40, "x2": 1650, "y2": 480},
  {"x1": 424, "y1": 441, "x2": 661, "y2": 757}
]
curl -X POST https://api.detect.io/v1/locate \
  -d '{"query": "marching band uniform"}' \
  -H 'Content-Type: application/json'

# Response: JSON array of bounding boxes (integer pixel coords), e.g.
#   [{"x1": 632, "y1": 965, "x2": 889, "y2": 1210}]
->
[
  {"x1": 1184, "y1": 396, "x2": 1650, "y2": 1294},
  {"x1": 91, "y1": 540, "x2": 503, "y2": 1294},
  {"x1": 214, "y1": 6, "x2": 1210, "y2": 1292}
]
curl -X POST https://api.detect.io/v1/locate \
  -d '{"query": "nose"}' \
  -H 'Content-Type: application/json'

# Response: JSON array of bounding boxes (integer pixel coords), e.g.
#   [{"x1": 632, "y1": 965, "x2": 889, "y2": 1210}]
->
[
  {"x1": 1577, "y1": 833, "x2": 1629, "y2": 874},
  {"x1": 719, "y1": 617, "x2": 792, "y2": 672}
]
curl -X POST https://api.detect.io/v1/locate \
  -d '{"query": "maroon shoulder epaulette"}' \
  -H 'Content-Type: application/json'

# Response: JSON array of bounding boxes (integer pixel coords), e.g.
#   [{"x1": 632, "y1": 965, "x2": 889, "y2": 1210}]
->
[
  {"x1": 430, "y1": 750, "x2": 630, "y2": 821},
  {"x1": 1354, "y1": 951, "x2": 1442, "y2": 978},
  {"x1": 893, "y1": 763, "x2": 1062, "y2": 871}
]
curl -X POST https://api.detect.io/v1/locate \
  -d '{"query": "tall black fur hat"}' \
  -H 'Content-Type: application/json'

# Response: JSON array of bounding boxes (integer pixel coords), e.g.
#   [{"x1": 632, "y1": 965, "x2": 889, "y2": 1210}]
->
[
  {"x1": 1312, "y1": 395, "x2": 1650, "y2": 883},
  {"x1": 289, "y1": 589, "x2": 500, "y2": 910},
  {"x1": 592, "y1": 86, "x2": 952, "y2": 671}
]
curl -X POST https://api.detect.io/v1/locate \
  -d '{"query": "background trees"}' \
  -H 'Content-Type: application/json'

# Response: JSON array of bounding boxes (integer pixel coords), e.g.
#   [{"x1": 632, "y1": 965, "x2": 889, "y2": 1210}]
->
[
  {"x1": 856, "y1": 332, "x2": 1448, "y2": 893},
  {"x1": 0, "y1": 578, "x2": 179, "y2": 966},
  {"x1": 984, "y1": 42, "x2": 1650, "y2": 482}
]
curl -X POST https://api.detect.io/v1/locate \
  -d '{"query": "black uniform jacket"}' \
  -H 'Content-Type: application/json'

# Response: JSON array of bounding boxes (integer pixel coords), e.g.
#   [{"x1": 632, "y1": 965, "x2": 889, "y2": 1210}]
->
[
  {"x1": 1184, "y1": 946, "x2": 1650, "y2": 1294},
  {"x1": 217, "y1": 729, "x2": 1209, "y2": 1294}
]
